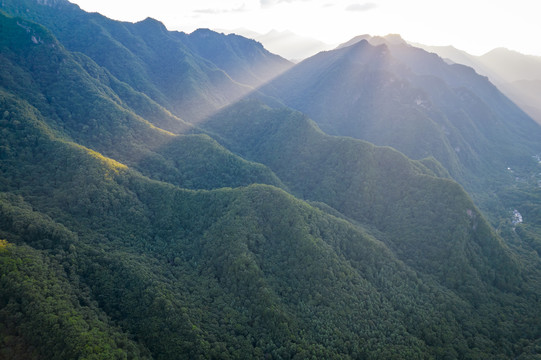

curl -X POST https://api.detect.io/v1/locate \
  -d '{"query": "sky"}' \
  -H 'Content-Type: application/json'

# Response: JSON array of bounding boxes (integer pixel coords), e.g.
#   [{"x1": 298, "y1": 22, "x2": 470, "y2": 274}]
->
[{"x1": 69, "y1": 0, "x2": 541, "y2": 57}]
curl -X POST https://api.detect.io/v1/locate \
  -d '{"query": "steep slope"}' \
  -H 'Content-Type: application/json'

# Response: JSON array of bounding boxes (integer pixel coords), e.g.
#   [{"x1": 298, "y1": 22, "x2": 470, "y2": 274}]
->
[
  {"x1": 202, "y1": 101, "x2": 525, "y2": 291},
  {"x1": 201, "y1": 101, "x2": 541, "y2": 356},
  {"x1": 502, "y1": 79, "x2": 541, "y2": 124},
  {"x1": 178, "y1": 28, "x2": 293, "y2": 87},
  {"x1": 261, "y1": 41, "x2": 470, "y2": 177},
  {"x1": 260, "y1": 39, "x2": 541, "y2": 220},
  {"x1": 476, "y1": 48, "x2": 541, "y2": 125},
  {"x1": 412, "y1": 43, "x2": 541, "y2": 125},
  {"x1": 479, "y1": 47, "x2": 541, "y2": 83},
  {"x1": 1, "y1": 0, "x2": 290, "y2": 123},
  {"x1": 0, "y1": 239, "x2": 149, "y2": 359},
  {"x1": 0, "y1": 88, "x2": 492, "y2": 358},
  {"x1": 410, "y1": 43, "x2": 502, "y2": 80},
  {"x1": 2, "y1": 74, "x2": 540, "y2": 358},
  {"x1": 0, "y1": 12, "x2": 282, "y2": 191},
  {"x1": 1, "y1": 4, "x2": 541, "y2": 359}
]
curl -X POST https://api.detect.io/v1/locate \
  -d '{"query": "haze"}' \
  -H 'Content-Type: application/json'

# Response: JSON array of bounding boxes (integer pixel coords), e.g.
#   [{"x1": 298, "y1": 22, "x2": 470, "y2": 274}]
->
[{"x1": 70, "y1": 0, "x2": 540, "y2": 57}]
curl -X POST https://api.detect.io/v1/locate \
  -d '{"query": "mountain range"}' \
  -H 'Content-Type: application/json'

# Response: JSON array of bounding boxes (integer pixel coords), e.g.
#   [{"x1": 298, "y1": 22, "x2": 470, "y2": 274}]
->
[
  {"x1": 260, "y1": 37, "x2": 540, "y2": 197},
  {"x1": 411, "y1": 42, "x2": 541, "y2": 125},
  {"x1": 224, "y1": 29, "x2": 541, "y2": 126},
  {"x1": 1, "y1": 1, "x2": 540, "y2": 359}
]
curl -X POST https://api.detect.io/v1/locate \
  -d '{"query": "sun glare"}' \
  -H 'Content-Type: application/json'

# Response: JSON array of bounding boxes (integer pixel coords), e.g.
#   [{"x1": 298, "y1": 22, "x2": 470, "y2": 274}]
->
[{"x1": 70, "y1": 0, "x2": 540, "y2": 57}]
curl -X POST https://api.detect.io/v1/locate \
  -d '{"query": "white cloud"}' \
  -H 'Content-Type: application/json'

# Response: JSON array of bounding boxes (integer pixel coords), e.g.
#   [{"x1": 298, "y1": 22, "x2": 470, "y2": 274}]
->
[
  {"x1": 195, "y1": 4, "x2": 247, "y2": 14},
  {"x1": 260, "y1": 0, "x2": 313, "y2": 7},
  {"x1": 345, "y1": 2, "x2": 377, "y2": 12}
]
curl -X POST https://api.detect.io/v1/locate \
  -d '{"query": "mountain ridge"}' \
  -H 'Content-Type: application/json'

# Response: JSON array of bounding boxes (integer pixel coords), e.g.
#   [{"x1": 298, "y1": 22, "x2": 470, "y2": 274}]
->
[
  {"x1": 410, "y1": 41, "x2": 541, "y2": 125},
  {"x1": 0, "y1": 2, "x2": 540, "y2": 358},
  {"x1": 1, "y1": 0, "x2": 290, "y2": 123},
  {"x1": 221, "y1": 28, "x2": 333, "y2": 62},
  {"x1": 259, "y1": 35, "x2": 541, "y2": 224}
]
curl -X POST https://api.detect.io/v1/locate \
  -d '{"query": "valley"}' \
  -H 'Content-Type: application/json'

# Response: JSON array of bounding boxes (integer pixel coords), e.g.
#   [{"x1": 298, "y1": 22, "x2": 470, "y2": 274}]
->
[{"x1": 0, "y1": 1, "x2": 540, "y2": 358}]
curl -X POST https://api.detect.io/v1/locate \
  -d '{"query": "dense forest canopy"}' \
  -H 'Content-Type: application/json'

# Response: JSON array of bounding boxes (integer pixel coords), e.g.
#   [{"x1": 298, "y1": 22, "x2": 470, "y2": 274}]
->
[{"x1": 0, "y1": 1, "x2": 540, "y2": 359}]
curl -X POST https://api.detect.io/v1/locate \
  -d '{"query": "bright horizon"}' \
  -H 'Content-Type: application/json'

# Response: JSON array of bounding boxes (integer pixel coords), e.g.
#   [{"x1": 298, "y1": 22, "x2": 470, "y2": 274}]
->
[{"x1": 69, "y1": 0, "x2": 541, "y2": 57}]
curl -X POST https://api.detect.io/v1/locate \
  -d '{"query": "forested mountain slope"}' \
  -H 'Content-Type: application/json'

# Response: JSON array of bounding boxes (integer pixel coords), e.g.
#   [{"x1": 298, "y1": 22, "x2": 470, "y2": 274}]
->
[
  {"x1": 1, "y1": 0, "x2": 291, "y2": 123},
  {"x1": 0, "y1": 2, "x2": 540, "y2": 359},
  {"x1": 202, "y1": 101, "x2": 528, "y2": 292},
  {"x1": 177, "y1": 28, "x2": 293, "y2": 88},
  {"x1": 258, "y1": 40, "x2": 541, "y2": 263},
  {"x1": 0, "y1": 11, "x2": 282, "y2": 191},
  {"x1": 304, "y1": 34, "x2": 541, "y2": 268},
  {"x1": 2, "y1": 61, "x2": 540, "y2": 359},
  {"x1": 260, "y1": 40, "x2": 541, "y2": 213}
]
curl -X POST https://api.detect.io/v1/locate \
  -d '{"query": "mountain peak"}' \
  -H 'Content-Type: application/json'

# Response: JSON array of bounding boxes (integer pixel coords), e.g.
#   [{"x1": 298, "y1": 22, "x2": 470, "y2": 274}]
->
[
  {"x1": 482, "y1": 47, "x2": 518, "y2": 57},
  {"x1": 137, "y1": 17, "x2": 167, "y2": 28},
  {"x1": 338, "y1": 38, "x2": 391, "y2": 60},
  {"x1": 191, "y1": 28, "x2": 217, "y2": 35},
  {"x1": 382, "y1": 33, "x2": 407, "y2": 44},
  {"x1": 337, "y1": 33, "x2": 406, "y2": 49},
  {"x1": 132, "y1": 17, "x2": 171, "y2": 36}
]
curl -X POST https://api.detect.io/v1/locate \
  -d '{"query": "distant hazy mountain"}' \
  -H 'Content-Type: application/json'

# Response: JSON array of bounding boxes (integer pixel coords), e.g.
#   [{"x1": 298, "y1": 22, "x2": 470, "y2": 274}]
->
[
  {"x1": 224, "y1": 28, "x2": 333, "y2": 62},
  {"x1": 1, "y1": 2, "x2": 541, "y2": 359},
  {"x1": 479, "y1": 47, "x2": 541, "y2": 82},
  {"x1": 478, "y1": 48, "x2": 541, "y2": 124},
  {"x1": 412, "y1": 43, "x2": 541, "y2": 124},
  {"x1": 507, "y1": 78, "x2": 541, "y2": 120},
  {"x1": 337, "y1": 33, "x2": 407, "y2": 49}
]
